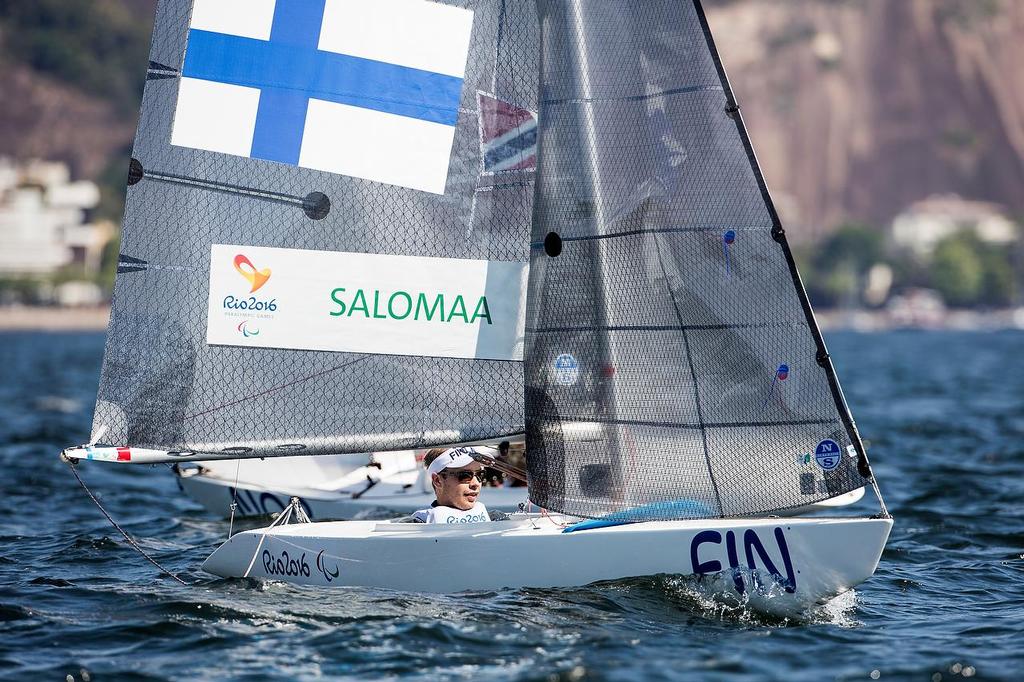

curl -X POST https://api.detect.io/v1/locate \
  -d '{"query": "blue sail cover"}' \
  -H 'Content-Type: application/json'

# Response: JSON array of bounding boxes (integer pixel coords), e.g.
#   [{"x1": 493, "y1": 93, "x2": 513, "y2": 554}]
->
[{"x1": 523, "y1": 0, "x2": 873, "y2": 520}]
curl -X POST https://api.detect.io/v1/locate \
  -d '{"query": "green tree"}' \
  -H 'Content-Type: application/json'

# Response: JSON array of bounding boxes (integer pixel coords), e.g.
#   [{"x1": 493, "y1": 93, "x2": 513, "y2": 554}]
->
[
  {"x1": 814, "y1": 223, "x2": 884, "y2": 274},
  {"x1": 803, "y1": 223, "x2": 885, "y2": 307},
  {"x1": 930, "y1": 233, "x2": 984, "y2": 307},
  {"x1": 99, "y1": 233, "x2": 121, "y2": 295},
  {"x1": 979, "y1": 245, "x2": 1015, "y2": 306}
]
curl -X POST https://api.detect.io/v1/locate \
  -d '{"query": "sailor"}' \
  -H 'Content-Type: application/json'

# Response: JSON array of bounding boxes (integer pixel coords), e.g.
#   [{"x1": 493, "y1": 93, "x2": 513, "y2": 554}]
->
[{"x1": 411, "y1": 447, "x2": 491, "y2": 524}]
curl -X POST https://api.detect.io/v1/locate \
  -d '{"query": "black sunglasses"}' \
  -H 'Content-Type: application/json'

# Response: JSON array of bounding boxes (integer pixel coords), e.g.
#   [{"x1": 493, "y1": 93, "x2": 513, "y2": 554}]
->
[{"x1": 442, "y1": 469, "x2": 486, "y2": 483}]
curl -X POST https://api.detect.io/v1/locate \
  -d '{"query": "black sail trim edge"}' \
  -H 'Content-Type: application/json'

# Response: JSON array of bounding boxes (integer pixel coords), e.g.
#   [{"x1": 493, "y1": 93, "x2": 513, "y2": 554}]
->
[{"x1": 691, "y1": 0, "x2": 872, "y2": 481}]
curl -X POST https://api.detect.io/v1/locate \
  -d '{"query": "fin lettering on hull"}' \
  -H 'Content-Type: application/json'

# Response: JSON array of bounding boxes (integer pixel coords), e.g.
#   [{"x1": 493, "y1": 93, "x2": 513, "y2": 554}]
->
[{"x1": 690, "y1": 527, "x2": 797, "y2": 595}]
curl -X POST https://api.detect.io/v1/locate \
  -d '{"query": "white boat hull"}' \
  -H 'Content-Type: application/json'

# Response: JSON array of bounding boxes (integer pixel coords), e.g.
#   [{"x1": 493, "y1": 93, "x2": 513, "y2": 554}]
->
[{"x1": 203, "y1": 515, "x2": 892, "y2": 614}]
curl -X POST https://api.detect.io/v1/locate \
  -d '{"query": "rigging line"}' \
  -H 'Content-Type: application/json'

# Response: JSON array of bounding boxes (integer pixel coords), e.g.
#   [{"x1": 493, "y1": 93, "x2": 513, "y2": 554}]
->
[
  {"x1": 183, "y1": 355, "x2": 372, "y2": 421},
  {"x1": 650, "y1": 232, "x2": 724, "y2": 517},
  {"x1": 242, "y1": 499, "x2": 299, "y2": 578},
  {"x1": 228, "y1": 459, "x2": 242, "y2": 539},
  {"x1": 65, "y1": 459, "x2": 190, "y2": 586}
]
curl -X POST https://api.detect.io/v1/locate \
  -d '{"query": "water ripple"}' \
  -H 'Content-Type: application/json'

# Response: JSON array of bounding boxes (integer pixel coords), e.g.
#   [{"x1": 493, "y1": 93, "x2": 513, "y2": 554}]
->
[{"x1": 0, "y1": 330, "x2": 1022, "y2": 680}]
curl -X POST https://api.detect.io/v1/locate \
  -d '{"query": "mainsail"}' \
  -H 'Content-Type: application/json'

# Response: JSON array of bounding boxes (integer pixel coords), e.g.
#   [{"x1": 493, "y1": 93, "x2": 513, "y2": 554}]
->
[
  {"x1": 523, "y1": 0, "x2": 873, "y2": 519},
  {"x1": 93, "y1": 0, "x2": 539, "y2": 455}
]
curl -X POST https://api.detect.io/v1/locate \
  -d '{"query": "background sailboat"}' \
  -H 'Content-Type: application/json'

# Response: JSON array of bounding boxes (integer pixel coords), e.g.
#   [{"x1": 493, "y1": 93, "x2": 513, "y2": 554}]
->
[
  {"x1": 64, "y1": 0, "x2": 890, "y2": 611},
  {"x1": 175, "y1": 448, "x2": 531, "y2": 519}
]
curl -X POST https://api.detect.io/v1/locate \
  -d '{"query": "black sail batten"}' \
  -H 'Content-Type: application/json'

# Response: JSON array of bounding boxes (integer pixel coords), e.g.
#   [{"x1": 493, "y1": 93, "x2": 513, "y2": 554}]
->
[
  {"x1": 524, "y1": 0, "x2": 871, "y2": 521},
  {"x1": 90, "y1": 0, "x2": 540, "y2": 458},
  {"x1": 689, "y1": 0, "x2": 873, "y2": 480}
]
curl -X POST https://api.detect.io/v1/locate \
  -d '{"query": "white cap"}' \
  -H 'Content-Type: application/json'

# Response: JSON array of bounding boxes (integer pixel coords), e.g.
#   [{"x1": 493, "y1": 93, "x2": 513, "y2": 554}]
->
[{"x1": 427, "y1": 447, "x2": 482, "y2": 477}]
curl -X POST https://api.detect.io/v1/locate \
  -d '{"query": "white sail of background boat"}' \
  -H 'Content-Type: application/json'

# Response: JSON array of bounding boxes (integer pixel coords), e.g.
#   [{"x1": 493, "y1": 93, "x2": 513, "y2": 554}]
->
[{"x1": 63, "y1": 0, "x2": 891, "y2": 613}]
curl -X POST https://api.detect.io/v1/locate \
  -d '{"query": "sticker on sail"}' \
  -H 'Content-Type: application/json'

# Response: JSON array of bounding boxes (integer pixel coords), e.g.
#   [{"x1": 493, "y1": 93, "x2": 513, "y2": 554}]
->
[
  {"x1": 553, "y1": 353, "x2": 580, "y2": 385},
  {"x1": 722, "y1": 229, "x2": 736, "y2": 275},
  {"x1": 207, "y1": 244, "x2": 528, "y2": 361},
  {"x1": 478, "y1": 92, "x2": 537, "y2": 174},
  {"x1": 814, "y1": 439, "x2": 841, "y2": 471},
  {"x1": 171, "y1": 0, "x2": 475, "y2": 194}
]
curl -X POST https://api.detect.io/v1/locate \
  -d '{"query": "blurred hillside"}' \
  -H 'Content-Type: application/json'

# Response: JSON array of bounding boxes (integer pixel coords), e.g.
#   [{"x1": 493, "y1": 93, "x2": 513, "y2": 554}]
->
[
  {"x1": 709, "y1": 0, "x2": 1024, "y2": 241},
  {"x1": 0, "y1": 0, "x2": 1021, "y2": 314},
  {"x1": 0, "y1": 0, "x2": 157, "y2": 217},
  {"x1": 2, "y1": 0, "x2": 1022, "y2": 234}
]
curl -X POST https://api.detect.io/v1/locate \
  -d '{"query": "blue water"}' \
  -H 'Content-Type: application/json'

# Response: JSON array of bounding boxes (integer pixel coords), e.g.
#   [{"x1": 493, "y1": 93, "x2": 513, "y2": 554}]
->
[{"x1": 1, "y1": 330, "x2": 1022, "y2": 681}]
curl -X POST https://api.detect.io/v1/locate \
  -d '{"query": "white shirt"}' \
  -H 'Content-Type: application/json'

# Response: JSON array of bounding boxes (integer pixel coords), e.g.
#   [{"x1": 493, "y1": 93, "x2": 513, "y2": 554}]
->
[{"x1": 412, "y1": 501, "x2": 490, "y2": 524}]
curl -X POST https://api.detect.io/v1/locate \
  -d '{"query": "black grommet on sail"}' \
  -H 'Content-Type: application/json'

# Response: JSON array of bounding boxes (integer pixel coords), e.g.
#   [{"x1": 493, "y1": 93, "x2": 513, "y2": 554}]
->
[
  {"x1": 127, "y1": 158, "x2": 144, "y2": 186},
  {"x1": 303, "y1": 191, "x2": 331, "y2": 220},
  {"x1": 544, "y1": 231, "x2": 562, "y2": 257},
  {"x1": 771, "y1": 225, "x2": 785, "y2": 243},
  {"x1": 816, "y1": 350, "x2": 829, "y2": 368}
]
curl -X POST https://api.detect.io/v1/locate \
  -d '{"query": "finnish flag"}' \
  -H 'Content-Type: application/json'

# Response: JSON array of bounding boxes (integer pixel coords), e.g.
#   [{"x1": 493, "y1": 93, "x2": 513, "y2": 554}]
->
[{"x1": 171, "y1": 0, "x2": 474, "y2": 194}]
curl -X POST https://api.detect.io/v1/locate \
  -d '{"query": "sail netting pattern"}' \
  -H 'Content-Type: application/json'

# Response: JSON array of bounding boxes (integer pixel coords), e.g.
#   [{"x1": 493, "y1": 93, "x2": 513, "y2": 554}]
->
[
  {"x1": 92, "y1": 0, "x2": 539, "y2": 456},
  {"x1": 524, "y1": 0, "x2": 871, "y2": 520}
]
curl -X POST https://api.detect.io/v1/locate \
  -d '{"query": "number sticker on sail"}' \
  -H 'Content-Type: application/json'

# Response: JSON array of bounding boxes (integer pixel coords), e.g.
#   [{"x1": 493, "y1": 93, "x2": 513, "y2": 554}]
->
[
  {"x1": 206, "y1": 244, "x2": 528, "y2": 361},
  {"x1": 171, "y1": 0, "x2": 474, "y2": 194}
]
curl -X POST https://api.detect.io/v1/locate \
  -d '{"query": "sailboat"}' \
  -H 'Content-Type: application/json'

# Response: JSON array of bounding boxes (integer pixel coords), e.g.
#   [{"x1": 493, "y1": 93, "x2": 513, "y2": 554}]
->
[{"x1": 63, "y1": 0, "x2": 891, "y2": 612}]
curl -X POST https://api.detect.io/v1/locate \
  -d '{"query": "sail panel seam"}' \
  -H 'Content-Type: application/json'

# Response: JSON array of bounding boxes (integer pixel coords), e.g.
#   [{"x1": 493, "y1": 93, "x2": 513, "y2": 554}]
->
[
  {"x1": 539, "y1": 418, "x2": 838, "y2": 429},
  {"x1": 527, "y1": 322, "x2": 805, "y2": 333},
  {"x1": 530, "y1": 225, "x2": 770, "y2": 247},
  {"x1": 542, "y1": 83, "x2": 723, "y2": 106},
  {"x1": 145, "y1": 170, "x2": 305, "y2": 207}
]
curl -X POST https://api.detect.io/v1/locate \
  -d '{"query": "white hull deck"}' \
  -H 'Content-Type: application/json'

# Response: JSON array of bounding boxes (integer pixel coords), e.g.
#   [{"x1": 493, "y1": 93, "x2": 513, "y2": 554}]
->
[{"x1": 203, "y1": 514, "x2": 892, "y2": 614}]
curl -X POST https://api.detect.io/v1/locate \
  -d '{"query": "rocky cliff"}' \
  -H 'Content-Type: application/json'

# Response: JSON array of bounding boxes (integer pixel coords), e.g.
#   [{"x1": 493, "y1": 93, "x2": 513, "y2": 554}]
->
[
  {"x1": 709, "y1": 0, "x2": 1024, "y2": 239},
  {"x1": 1, "y1": 0, "x2": 1022, "y2": 239}
]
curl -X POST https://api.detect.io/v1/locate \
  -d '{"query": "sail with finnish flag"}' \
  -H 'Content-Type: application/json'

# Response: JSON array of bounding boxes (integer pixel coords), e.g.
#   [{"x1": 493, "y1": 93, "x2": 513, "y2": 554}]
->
[{"x1": 172, "y1": 0, "x2": 474, "y2": 194}]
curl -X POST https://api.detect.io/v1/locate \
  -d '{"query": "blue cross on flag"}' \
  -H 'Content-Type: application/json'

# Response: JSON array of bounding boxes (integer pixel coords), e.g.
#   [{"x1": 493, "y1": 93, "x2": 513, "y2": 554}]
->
[{"x1": 171, "y1": 0, "x2": 474, "y2": 194}]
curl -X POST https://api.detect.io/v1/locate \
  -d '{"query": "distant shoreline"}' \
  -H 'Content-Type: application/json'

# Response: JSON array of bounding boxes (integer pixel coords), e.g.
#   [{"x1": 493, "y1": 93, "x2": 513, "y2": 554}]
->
[
  {"x1": 0, "y1": 305, "x2": 110, "y2": 331},
  {"x1": 0, "y1": 305, "x2": 1021, "y2": 333}
]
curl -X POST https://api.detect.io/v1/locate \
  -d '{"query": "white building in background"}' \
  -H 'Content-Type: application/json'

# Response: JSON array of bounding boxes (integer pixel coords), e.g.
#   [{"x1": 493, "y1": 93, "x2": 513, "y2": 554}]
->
[
  {"x1": 890, "y1": 193, "x2": 1019, "y2": 259},
  {"x1": 0, "y1": 158, "x2": 111, "y2": 278}
]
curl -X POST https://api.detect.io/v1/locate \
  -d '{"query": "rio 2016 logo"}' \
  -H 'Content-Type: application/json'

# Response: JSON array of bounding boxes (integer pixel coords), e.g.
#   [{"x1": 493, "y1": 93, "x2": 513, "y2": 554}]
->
[
  {"x1": 225, "y1": 253, "x2": 278, "y2": 316},
  {"x1": 234, "y1": 254, "x2": 271, "y2": 292}
]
